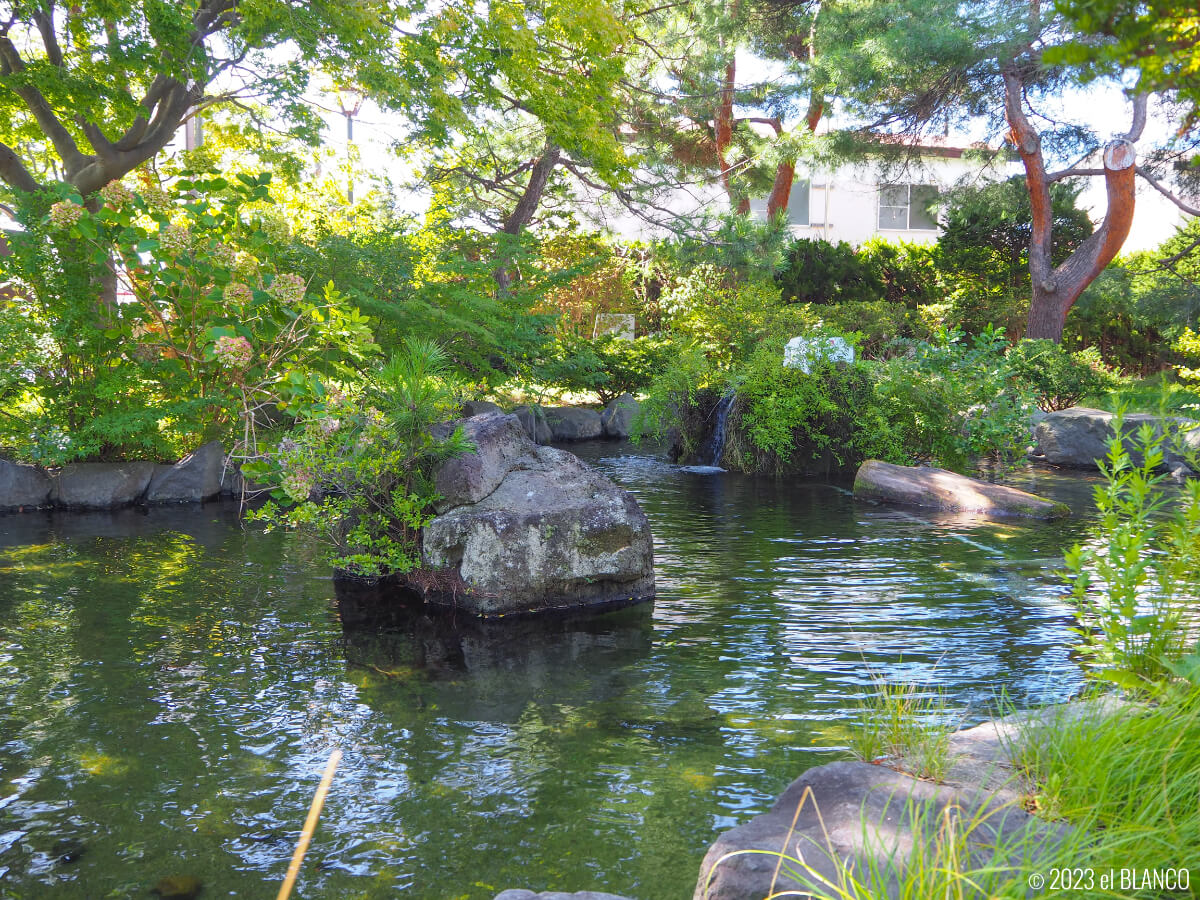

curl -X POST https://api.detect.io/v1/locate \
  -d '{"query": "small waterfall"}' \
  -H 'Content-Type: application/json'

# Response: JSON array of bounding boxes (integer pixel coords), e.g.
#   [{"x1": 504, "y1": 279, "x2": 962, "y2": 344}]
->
[{"x1": 705, "y1": 392, "x2": 736, "y2": 467}]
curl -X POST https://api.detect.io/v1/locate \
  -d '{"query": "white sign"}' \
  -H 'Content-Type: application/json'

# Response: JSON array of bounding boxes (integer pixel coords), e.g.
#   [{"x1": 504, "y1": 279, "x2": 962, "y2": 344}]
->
[{"x1": 783, "y1": 335, "x2": 855, "y2": 373}]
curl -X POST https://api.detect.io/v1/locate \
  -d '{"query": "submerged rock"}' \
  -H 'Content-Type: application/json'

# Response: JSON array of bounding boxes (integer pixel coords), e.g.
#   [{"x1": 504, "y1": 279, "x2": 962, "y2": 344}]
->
[
  {"x1": 0, "y1": 458, "x2": 53, "y2": 510},
  {"x1": 496, "y1": 892, "x2": 636, "y2": 900},
  {"x1": 416, "y1": 413, "x2": 655, "y2": 616},
  {"x1": 152, "y1": 874, "x2": 202, "y2": 899},
  {"x1": 146, "y1": 440, "x2": 225, "y2": 503},
  {"x1": 1032, "y1": 406, "x2": 1200, "y2": 471},
  {"x1": 853, "y1": 460, "x2": 1069, "y2": 520},
  {"x1": 600, "y1": 394, "x2": 639, "y2": 439},
  {"x1": 51, "y1": 461, "x2": 156, "y2": 509},
  {"x1": 545, "y1": 406, "x2": 604, "y2": 441},
  {"x1": 51, "y1": 837, "x2": 86, "y2": 865}
]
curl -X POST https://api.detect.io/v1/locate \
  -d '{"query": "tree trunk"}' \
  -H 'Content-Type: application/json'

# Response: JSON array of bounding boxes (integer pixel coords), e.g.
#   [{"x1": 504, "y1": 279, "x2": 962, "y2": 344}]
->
[
  {"x1": 765, "y1": 91, "x2": 824, "y2": 219},
  {"x1": 493, "y1": 140, "x2": 561, "y2": 292},
  {"x1": 1004, "y1": 68, "x2": 1139, "y2": 342}
]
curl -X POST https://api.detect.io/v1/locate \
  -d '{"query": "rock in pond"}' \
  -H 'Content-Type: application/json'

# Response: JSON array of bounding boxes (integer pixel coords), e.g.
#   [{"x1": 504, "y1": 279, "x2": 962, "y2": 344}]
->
[
  {"x1": 51, "y1": 461, "x2": 156, "y2": 509},
  {"x1": 853, "y1": 460, "x2": 1069, "y2": 520},
  {"x1": 1033, "y1": 406, "x2": 1200, "y2": 471},
  {"x1": 152, "y1": 874, "x2": 203, "y2": 899},
  {"x1": 416, "y1": 412, "x2": 655, "y2": 616},
  {"x1": 600, "y1": 393, "x2": 639, "y2": 439},
  {"x1": 0, "y1": 458, "x2": 52, "y2": 510},
  {"x1": 545, "y1": 406, "x2": 604, "y2": 441},
  {"x1": 146, "y1": 440, "x2": 225, "y2": 503},
  {"x1": 497, "y1": 892, "x2": 636, "y2": 900},
  {"x1": 512, "y1": 404, "x2": 553, "y2": 445}
]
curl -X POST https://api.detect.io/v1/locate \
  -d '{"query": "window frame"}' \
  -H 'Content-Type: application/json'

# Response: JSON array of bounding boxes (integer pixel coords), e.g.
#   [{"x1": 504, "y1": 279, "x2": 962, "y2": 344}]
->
[{"x1": 877, "y1": 183, "x2": 939, "y2": 232}]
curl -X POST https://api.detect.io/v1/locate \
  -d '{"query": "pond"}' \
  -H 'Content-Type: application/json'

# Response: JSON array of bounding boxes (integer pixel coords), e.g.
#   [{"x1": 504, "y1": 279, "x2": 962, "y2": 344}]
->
[{"x1": 0, "y1": 443, "x2": 1101, "y2": 899}]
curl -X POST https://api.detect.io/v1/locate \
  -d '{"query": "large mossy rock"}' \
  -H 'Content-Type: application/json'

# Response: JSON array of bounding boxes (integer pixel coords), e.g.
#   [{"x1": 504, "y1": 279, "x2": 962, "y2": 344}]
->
[
  {"x1": 1032, "y1": 406, "x2": 1200, "y2": 472},
  {"x1": 854, "y1": 460, "x2": 1069, "y2": 520},
  {"x1": 0, "y1": 459, "x2": 53, "y2": 510},
  {"x1": 417, "y1": 413, "x2": 655, "y2": 616},
  {"x1": 545, "y1": 406, "x2": 604, "y2": 441},
  {"x1": 51, "y1": 461, "x2": 156, "y2": 508},
  {"x1": 146, "y1": 440, "x2": 225, "y2": 503}
]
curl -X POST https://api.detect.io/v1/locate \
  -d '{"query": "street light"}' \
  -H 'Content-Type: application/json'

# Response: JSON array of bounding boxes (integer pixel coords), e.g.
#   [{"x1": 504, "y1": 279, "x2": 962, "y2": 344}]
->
[{"x1": 334, "y1": 87, "x2": 363, "y2": 205}]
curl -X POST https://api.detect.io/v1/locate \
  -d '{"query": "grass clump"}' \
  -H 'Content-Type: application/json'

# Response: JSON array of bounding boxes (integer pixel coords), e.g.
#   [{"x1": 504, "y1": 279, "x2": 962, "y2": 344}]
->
[{"x1": 846, "y1": 678, "x2": 958, "y2": 783}]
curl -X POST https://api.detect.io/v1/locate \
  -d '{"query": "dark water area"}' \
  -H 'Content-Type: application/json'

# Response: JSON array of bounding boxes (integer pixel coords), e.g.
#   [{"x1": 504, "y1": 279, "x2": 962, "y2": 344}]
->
[{"x1": 0, "y1": 444, "x2": 1102, "y2": 899}]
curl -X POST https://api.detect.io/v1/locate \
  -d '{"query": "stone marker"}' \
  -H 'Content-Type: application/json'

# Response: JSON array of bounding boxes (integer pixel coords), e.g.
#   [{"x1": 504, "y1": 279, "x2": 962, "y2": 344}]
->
[{"x1": 853, "y1": 459, "x2": 1069, "y2": 520}]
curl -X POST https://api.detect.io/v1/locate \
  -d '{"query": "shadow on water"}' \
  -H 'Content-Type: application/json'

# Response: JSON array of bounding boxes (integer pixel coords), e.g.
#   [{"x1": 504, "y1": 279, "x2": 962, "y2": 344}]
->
[{"x1": 0, "y1": 449, "x2": 1102, "y2": 899}]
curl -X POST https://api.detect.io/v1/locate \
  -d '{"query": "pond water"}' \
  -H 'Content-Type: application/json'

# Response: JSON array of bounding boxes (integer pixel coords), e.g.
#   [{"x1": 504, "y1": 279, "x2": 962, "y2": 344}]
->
[{"x1": 0, "y1": 444, "x2": 1102, "y2": 899}]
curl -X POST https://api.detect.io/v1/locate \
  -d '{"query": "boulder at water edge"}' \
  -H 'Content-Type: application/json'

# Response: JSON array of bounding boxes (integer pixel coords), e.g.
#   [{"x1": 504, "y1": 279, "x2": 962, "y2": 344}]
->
[
  {"x1": 461, "y1": 399, "x2": 503, "y2": 417},
  {"x1": 545, "y1": 406, "x2": 605, "y2": 441},
  {"x1": 600, "y1": 394, "x2": 639, "y2": 439},
  {"x1": 512, "y1": 404, "x2": 553, "y2": 445},
  {"x1": 0, "y1": 459, "x2": 53, "y2": 510},
  {"x1": 1032, "y1": 406, "x2": 1200, "y2": 472},
  {"x1": 417, "y1": 413, "x2": 655, "y2": 616},
  {"x1": 146, "y1": 440, "x2": 225, "y2": 503},
  {"x1": 694, "y1": 711, "x2": 1074, "y2": 900},
  {"x1": 854, "y1": 460, "x2": 1069, "y2": 520},
  {"x1": 51, "y1": 461, "x2": 156, "y2": 509}
]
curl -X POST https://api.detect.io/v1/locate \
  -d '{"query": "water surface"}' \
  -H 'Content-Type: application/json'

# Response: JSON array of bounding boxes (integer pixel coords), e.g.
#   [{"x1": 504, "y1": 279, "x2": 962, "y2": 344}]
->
[{"x1": 0, "y1": 446, "x2": 1099, "y2": 898}]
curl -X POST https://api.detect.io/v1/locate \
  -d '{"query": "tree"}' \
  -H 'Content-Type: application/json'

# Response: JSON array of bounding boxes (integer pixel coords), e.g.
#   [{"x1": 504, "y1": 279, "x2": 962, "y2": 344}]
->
[
  {"x1": 826, "y1": 0, "x2": 1198, "y2": 342},
  {"x1": 0, "y1": 1, "x2": 403, "y2": 200}
]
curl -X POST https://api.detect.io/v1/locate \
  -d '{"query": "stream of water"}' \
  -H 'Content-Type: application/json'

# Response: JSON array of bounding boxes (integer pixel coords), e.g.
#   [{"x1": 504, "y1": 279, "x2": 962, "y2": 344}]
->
[{"x1": 0, "y1": 444, "x2": 1101, "y2": 899}]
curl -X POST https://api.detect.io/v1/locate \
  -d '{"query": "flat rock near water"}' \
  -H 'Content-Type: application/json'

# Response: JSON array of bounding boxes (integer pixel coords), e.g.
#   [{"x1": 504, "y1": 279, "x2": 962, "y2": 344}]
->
[
  {"x1": 1033, "y1": 406, "x2": 1200, "y2": 472},
  {"x1": 694, "y1": 705, "x2": 1086, "y2": 900},
  {"x1": 417, "y1": 413, "x2": 655, "y2": 616},
  {"x1": 853, "y1": 460, "x2": 1069, "y2": 520}
]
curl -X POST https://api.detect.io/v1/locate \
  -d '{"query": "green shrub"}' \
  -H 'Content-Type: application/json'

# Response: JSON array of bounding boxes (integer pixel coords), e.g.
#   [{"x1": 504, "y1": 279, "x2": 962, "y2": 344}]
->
[
  {"x1": 777, "y1": 237, "x2": 881, "y2": 305},
  {"x1": 1064, "y1": 415, "x2": 1200, "y2": 691},
  {"x1": 246, "y1": 340, "x2": 470, "y2": 577},
  {"x1": 537, "y1": 332, "x2": 675, "y2": 403},
  {"x1": 873, "y1": 327, "x2": 1035, "y2": 471},
  {"x1": 0, "y1": 172, "x2": 375, "y2": 464},
  {"x1": 1005, "y1": 338, "x2": 1123, "y2": 411},
  {"x1": 734, "y1": 338, "x2": 902, "y2": 473}
]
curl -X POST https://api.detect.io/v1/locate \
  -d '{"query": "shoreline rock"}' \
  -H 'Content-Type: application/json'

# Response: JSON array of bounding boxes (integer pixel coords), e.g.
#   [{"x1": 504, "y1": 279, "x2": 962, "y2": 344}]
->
[
  {"x1": 1032, "y1": 406, "x2": 1200, "y2": 472},
  {"x1": 853, "y1": 459, "x2": 1070, "y2": 520}
]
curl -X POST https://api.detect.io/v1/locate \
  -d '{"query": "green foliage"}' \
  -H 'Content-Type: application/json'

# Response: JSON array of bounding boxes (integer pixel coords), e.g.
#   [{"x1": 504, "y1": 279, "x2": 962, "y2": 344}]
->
[
  {"x1": 777, "y1": 236, "x2": 937, "y2": 309},
  {"x1": 0, "y1": 173, "x2": 375, "y2": 463},
  {"x1": 278, "y1": 215, "x2": 553, "y2": 387},
  {"x1": 873, "y1": 327, "x2": 1035, "y2": 471},
  {"x1": 1064, "y1": 414, "x2": 1200, "y2": 690},
  {"x1": 734, "y1": 338, "x2": 902, "y2": 473},
  {"x1": 937, "y1": 178, "x2": 1094, "y2": 337},
  {"x1": 539, "y1": 333, "x2": 675, "y2": 404},
  {"x1": 1005, "y1": 339, "x2": 1122, "y2": 412},
  {"x1": 246, "y1": 340, "x2": 471, "y2": 577}
]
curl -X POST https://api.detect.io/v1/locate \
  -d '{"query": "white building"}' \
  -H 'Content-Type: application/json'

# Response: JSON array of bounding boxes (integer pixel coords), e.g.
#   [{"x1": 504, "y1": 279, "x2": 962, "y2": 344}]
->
[{"x1": 747, "y1": 141, "x2": 999, "y2": 245}]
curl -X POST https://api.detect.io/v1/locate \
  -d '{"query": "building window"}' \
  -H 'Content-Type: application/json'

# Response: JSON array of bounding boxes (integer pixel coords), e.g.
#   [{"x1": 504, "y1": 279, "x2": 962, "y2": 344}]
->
[
  {"x1": 749, "y1": 180, "x2": 811, "y2": 226},
  {"x1": 878, "y1": 184, "x2": 938, "y2": 231}
]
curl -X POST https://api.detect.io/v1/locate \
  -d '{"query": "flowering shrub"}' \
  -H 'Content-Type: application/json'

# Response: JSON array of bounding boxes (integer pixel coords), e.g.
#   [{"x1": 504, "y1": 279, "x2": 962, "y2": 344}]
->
[
  {"x1": 0, "y1": 171, "x2": 376, "y2": 463},
  {"x1": 246, "y1": 340, "x2": 471, "y2": 577}
]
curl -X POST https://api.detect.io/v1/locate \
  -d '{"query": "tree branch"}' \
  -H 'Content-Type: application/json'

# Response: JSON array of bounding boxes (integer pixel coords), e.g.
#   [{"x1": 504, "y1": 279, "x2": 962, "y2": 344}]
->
[
  {"x1": 1136, "y1": 165, "x2": 1200, "y2": 216},
  {"x1": 0, "y1": 36, "x2": 90, "y2": 176},
  {"x1": 0, "y1": 140, "x2": 41, "y2": 193}
]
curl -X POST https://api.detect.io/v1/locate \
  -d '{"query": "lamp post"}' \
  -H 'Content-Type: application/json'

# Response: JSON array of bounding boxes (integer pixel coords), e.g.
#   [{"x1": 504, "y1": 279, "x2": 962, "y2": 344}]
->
[{"x1": 335, "y1": 88, "x2": 363, "y2": 205}]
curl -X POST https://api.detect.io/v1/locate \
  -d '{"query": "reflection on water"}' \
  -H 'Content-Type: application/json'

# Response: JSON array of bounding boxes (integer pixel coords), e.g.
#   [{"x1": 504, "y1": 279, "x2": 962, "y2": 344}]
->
[{"x1": 0, "y1": 445, "x2": 1095, "y2": 899}]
